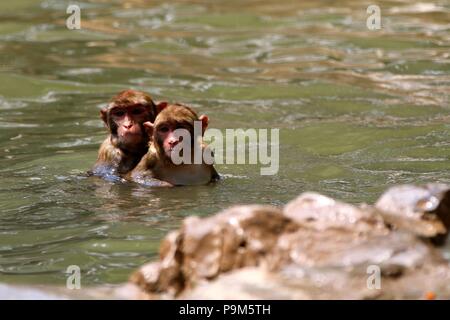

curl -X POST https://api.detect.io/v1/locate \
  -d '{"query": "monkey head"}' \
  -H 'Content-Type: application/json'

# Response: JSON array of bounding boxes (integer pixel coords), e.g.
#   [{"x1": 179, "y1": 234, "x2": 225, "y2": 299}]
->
[
  {"x1": 100, "y1": 90, "x2": 167, "y2": 153},
  {"x1": 143, "y1": 104, "x2": 208, "y2": 161}
]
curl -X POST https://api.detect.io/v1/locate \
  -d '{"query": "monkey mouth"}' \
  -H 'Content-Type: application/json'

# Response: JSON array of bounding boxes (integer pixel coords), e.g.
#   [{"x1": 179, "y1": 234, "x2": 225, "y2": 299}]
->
[
  {"x1": 166, "y1": 148, "x2": 181, "y2": 159},
  {"x1": 120, "y1": 131, "x2": 141, "y2": 138},
  {"x1": 167, "y1": 149, "x2": 184, "y2": 158},
  {"x1": 123, "y1": 130, "x2": 140, "y2": 135}
]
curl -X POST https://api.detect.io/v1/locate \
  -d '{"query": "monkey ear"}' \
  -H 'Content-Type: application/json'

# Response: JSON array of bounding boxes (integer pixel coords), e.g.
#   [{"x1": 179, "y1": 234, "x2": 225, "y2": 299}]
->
[
  {"x1": 155, "y1": 101, "x2": 168, "y2": 114},
  {"x1": 100, "y1": 108, "x2": 108, "y2": 126},
  {"x1": 143, "y1": 121, "x2": 154, "y2": 136},
  {"x1": 199, "y1": 115, "x2": 209, "y2": 135}
]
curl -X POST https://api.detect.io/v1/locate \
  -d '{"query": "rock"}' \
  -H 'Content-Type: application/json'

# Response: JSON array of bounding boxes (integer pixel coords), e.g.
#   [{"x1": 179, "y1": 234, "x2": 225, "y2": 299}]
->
[
  {"x1": 184, "y1": 267, "x2": 312, "y2": 300},
  {"x1": 0, "y1": 282, "x2": 145, "y2": 300},
  {"x1": 375, "y1": 184, "x2": 450, "y2": 244},
  {"x1": 130, "y1": 184, "x2": 450, "y2": 299},
  {"x1": 185, "y1": 260, "x2": 450, "y2": 300},
  {"x1": 283, "y1": 192, "x2": 386, "y2": 234},
  {"x1": 0, "y1": 284, "x2": 67, "y2": 300},
  {"x1": 183, "y1": 227, "x2": 450, "y2": 299},
  {"x1": 131, "y1": 205, "x2": 295, "y2": 297},
  {"x1": 130, "y1": 230, "x2": 184, "y2": 297},
  {"x1": 3, "y1": 184, "x2": 449, "y2": 300}
]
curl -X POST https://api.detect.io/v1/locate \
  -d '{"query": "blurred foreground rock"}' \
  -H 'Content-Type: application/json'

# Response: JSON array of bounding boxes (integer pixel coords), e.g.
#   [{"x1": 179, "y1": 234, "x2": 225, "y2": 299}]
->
[
  {"x1": 2, "y1": 184, "x2": 449, "y2": 300},
  {"x1": 130, "y1": 184, "x2": 450, "y2": 300}
]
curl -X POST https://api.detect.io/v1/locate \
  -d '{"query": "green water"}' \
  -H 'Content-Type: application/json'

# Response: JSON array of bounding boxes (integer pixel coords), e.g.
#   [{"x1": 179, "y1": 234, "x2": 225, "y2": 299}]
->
[{"x1": 0, "y1": 0, "x2": 449, "y2": 286}]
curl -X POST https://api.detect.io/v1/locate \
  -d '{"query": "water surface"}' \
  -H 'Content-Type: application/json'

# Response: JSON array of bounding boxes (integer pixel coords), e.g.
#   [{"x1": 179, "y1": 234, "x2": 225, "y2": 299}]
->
[{"x1": 0, "y1": 0, "x2": 449, "y2": 285}]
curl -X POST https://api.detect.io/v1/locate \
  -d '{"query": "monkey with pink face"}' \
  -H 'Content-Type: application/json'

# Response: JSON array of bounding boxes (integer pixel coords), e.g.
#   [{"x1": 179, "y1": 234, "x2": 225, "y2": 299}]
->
[{"x1": 129, "y1": 103, "x2": 219, "y2": 186}]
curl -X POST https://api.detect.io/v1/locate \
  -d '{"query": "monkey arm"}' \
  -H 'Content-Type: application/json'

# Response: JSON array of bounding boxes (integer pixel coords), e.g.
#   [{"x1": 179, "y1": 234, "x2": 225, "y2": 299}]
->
[
  {"x1": 127, "y1": 147, "x2": 173, "y2": 187},
  {"x1": 96, "y1": 138, "x2": 121, "y2": 163},
  {"x1": 132, "y1": 176, "x2": 173, "y2": 187},
  {"x1": 201, "y1": 143, "x2": 220, "y2": 182},
  {"x1": 90, "y1": 138, "x2": 122, "y2": 176},
  {"x1": 210, "y1": 166, "x2": 220, "y2": 182},
  {"x1": 144, "y1": 146, "x2": 159, "y2": 169}
]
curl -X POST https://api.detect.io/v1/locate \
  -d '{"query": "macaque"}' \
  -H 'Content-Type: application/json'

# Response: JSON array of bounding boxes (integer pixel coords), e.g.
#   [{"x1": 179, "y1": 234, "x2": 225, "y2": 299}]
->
[
  {"x1": 130, "y1": 104, "x2": 219, "y2": 186},
  {"x1": 90, "y1": 89, "x2": 167, "y2": 179}
]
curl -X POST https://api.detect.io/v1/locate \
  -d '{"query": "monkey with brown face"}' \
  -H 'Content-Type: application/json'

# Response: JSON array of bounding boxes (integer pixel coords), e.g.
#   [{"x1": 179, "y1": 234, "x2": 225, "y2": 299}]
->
[
  {"x1": 90, "y1": 89, "x2": 167, "y2": 179},
  {"x1": 130, "y1": 104, "x2": 219, "y2": 186}
]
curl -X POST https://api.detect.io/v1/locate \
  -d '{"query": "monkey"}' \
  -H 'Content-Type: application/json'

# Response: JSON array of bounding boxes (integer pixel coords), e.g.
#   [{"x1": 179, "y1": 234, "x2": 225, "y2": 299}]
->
[
  {"x1": 129, "y1": 103, "x2": 220, "y2": 186},
  {"x1": 90, "y1": 89, "x2": 168, "y2": 180}
]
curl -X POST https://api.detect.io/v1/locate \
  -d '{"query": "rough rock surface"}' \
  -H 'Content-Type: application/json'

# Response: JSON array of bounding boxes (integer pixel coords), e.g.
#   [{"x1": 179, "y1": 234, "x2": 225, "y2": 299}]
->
[
  {"x1": 375, "y1": 184, "x2": 450, "y2": 244},
  {"x1": 130, "y1": 184, "x2": 450, "y2": 300}
]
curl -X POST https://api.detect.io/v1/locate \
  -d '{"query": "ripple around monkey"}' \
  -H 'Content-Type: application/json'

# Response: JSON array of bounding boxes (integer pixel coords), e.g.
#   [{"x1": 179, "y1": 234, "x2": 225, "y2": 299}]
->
[
  {"x1": 89, "y1": 89, "x2": 167, "y2": 180},
  {"x1": 129, "y1": 103, "x2": 219, "y2": 186}
]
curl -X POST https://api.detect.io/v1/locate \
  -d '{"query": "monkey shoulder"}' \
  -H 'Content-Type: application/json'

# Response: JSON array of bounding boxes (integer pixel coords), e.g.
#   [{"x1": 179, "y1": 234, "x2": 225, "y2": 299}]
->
[
  {"x1": 129, "y1": 154, "x2": 173, "y2": 187},
  {"x1": 129, "y1": 147, "x2": 158, "y2": 177},
  {"x1": 90, "y1": 137, "x2": 124, "y2": 178},
  {"x1": 97, "y1": 138, "x2": 122, "y2": 163},
  {"x1": 143, "y1": 145, "x2": 160, "y2": 169}
]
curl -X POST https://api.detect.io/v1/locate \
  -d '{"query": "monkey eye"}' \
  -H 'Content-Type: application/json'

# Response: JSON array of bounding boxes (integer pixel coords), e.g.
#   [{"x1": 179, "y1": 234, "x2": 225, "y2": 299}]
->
[
  {"x1": 158, "y1": 126, "x2": 170, "y2": 133},
  {"x1": 112, "y1": 109, "x2": 125, "y2": 117},
  {"x1": 132, "y1": 107, "x2": 145, "y2": 115}
]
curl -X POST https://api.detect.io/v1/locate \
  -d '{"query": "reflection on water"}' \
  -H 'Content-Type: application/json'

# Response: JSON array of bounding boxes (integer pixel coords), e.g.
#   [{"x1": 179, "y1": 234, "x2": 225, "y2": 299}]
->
[{"x1": 0, "y1": 0, "x2": 449, "y2": 285}]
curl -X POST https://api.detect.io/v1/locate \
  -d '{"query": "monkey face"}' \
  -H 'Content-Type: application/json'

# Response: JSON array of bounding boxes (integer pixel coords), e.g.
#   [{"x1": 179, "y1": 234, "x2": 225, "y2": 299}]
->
[
  {"x1": 144, "y1": 104, "x2": 209, "y2": 163},
  {"x1": 109, "y1": 104, "x2": 151, "y2": 149},
  {"x1": 156, "y1": 121, "x2": 191, "y2": 159},
  {"x1": 99, "y1": 89, "x2": 165, "y2": 153}
]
